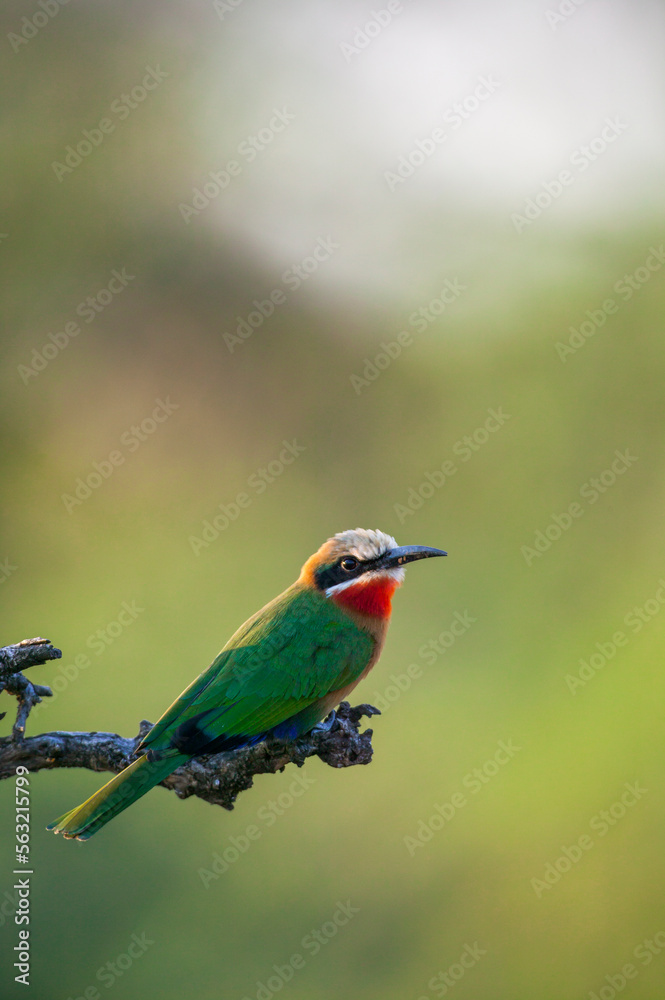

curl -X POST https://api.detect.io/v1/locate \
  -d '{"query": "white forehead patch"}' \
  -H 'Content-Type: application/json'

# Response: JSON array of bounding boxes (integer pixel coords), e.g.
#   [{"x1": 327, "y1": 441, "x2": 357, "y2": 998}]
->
[{"x1": 331, "y1": 528, "x2": 399, "y2": 562}]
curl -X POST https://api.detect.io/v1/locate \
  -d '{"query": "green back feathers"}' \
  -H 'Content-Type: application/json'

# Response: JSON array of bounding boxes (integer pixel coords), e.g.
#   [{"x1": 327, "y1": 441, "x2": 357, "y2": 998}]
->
[{"x1": 139, "y1": 583, "x2": 375, "y2": 753}]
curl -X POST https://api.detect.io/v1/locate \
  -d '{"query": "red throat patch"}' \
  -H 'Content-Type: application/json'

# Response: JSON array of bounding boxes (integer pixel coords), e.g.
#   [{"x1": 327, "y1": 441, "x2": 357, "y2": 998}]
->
[{"x1": 331, "y1": 577, "x2": 398, "y2": 619}]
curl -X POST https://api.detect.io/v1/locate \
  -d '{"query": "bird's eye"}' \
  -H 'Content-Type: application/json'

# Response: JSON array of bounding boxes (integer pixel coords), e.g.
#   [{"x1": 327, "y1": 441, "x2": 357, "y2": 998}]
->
[{"x1": 340, "y1": 557, "x2": 358, "y2": 572}]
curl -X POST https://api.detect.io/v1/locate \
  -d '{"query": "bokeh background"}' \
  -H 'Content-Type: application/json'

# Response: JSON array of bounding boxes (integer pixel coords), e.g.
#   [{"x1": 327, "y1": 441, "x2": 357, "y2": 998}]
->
[{"x1": 2, "y1": 1, "x2": 665, "y2": 997}]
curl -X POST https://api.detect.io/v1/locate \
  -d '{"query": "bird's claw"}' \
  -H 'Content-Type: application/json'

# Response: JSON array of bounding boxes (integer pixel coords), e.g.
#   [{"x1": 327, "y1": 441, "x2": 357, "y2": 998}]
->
[{"x1": 311, "y1": 710, "x2": 336, "y2": 734}]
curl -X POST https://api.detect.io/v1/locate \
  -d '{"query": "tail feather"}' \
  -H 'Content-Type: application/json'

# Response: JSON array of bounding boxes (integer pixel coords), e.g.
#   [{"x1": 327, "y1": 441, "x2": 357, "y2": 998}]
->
[{"x1": 47, "y1": 751, "x2": 188, "y2": 840}]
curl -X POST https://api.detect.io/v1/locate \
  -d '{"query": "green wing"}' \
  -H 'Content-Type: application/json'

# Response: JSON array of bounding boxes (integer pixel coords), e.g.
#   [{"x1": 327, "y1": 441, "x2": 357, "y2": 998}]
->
[{"x1": 139, "y1": 584, "x2": 374, "y2": 754}]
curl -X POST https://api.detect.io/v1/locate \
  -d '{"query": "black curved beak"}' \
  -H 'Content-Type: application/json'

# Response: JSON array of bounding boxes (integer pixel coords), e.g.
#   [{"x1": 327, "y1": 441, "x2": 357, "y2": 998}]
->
[{"x1": 380, "y1": 545, "x2": 448, "y2": 569}]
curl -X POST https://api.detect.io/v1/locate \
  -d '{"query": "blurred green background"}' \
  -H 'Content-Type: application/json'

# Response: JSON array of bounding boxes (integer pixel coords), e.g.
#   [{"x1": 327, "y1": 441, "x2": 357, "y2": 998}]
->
[{"x1": 2, "y1": 1, "x2": 665, "y2": 997}]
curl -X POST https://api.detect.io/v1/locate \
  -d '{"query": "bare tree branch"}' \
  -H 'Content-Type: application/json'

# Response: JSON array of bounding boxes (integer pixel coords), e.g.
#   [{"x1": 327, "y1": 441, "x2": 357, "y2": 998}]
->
[
  {"x1": 0, "y1": 636, "x2": 62, "y2": 678},
  {"x1": 0, "y1": 639, "x2": 379, "y2": 811},
  {"x1": 0, "y1": 638, "x2": 60, "y2": 740}
]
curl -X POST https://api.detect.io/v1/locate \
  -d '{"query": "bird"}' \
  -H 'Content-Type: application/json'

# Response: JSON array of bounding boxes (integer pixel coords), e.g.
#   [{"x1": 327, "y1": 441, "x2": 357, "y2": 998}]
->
[{"x1": 48, "y1": 528, "x2": 446, "y2": 840}]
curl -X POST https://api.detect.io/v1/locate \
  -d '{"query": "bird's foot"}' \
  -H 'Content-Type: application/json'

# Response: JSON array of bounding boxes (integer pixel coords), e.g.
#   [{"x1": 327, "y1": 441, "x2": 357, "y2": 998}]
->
[{"x1": 311, "y1": 710, "x2": 336, "y2": 734}]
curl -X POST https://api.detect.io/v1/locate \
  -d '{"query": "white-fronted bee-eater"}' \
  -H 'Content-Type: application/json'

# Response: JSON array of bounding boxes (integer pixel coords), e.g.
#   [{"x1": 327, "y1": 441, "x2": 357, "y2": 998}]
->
[{"x1": 49, "y1": 528, "x2": 446, "y2": 840}]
